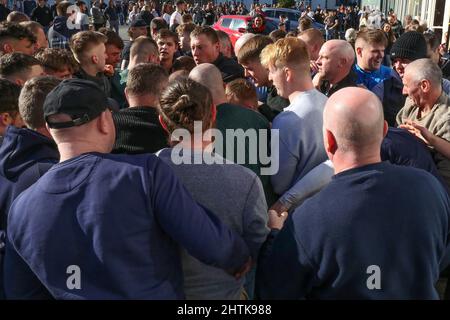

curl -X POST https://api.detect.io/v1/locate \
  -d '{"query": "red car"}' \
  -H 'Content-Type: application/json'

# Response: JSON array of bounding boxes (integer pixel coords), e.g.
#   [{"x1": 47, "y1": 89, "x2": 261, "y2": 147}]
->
[{"x1": 212, "y1": 15, "x2": 278, "y2": 47}]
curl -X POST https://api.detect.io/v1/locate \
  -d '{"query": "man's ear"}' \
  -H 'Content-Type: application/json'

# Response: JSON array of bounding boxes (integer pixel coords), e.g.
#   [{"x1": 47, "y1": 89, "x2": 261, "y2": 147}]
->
[
  {"x1": 2, "y1": 43, "x2": 13, "y2": 54},
  {"x1": 0, "y1": 112, "x2": 12, "y2": 126},
  {"x1": 420, "y1": 79, "x2": 431, "y2": 93},
  {"x1": 214, "y1": 41, "x2": 220, "y2": 53},
  {"x1": 355, "y1": 46, "x2": 362, "y2": 58},
  {"x1": 15, "y1": 78, "x2": 24, "y2": 86},
  {"x1": 124, "y1": 87, "x2": 129, "y2": 102},
  {"x1": 97, "y1": 110, "x2": 112, "y2": 135},
  {"x1": 92, "y1": 54, "x2": 99, "y2": 64},
  {"x1": 285, "y1": 67, "x2": 293, "y2": 83},
  {"x1": 382, "y1": 120, "x2": 388, "y2": 138},
  {"x1": 324, "y1": 129, "x2": 337, "y2": 155}
]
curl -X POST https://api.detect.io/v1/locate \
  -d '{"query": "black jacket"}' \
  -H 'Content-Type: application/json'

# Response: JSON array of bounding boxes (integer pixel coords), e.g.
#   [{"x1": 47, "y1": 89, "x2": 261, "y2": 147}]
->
[{"x1": 112, "y1": 106, "x2": 168, "y2": 154}]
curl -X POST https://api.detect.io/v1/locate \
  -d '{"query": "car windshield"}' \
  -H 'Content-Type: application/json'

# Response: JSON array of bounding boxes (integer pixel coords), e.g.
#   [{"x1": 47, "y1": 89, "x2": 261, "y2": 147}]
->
[
  {"x1": 287, "y1": 12, "x2": 300, "y2": 21},
  {"x1": 230, "y1": 18, "x2": 246, "y2": 31}
]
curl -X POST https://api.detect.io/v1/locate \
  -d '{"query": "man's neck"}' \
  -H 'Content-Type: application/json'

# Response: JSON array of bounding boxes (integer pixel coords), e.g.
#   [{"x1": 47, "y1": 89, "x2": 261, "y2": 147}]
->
[
  {"x1": 287, "y1": 80, "x2": 314, "y2": 103},
  {"x1": 160, "y1": 58, "x2": 173, "y2": 72},
  {"x1": 357, "y1": 63, "x2": 377, "y2": 73},
  {"x1": 177, "y1": 136, "x2": 214, "y2": 153},
  {"x1": 58, "y1": 141, "x2": 110, "y2": 163},
  {"x1": 333, "y1": 152, "x2": 381, "y2": 175},
  {"x1": 128, "y1": 95, "x2": 158, "y2": 108},
  {"x1": 81, "y1": 64, "x2": 100, "y2": 77},
  {"x1": 419, "y1": 89, "x2": 443, "y2": 116},
  {"x1": 214, "y1": 95, "x2": 228, "y2": 106}
]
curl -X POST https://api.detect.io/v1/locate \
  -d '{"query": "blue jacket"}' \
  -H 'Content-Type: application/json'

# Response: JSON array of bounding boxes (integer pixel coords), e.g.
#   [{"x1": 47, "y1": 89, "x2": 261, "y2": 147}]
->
[
  {"x1": 257, "y1": 162, "x2": 450, "y2": 299},
  {"x1": 4, "y1": 152, "x2": 249, "y2": 299},
  {"x1": 0, "y1": 126, "x2": 59, "y2": 299}
]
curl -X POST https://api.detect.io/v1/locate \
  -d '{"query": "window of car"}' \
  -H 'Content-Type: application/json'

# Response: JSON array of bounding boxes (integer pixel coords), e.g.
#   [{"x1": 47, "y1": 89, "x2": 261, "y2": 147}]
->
[
  {"x1": 230, "y1": 18, "x2": 246, "y2": 31},
  {"x1": 264, "y1": 10, "x2": 275, "y2": 18},
  {"x1": 221, "y1": 18, "x2": 232, "y2": 29},
  {"x1": 287, "y1": 12, "x2": 300, "y2": 21}
]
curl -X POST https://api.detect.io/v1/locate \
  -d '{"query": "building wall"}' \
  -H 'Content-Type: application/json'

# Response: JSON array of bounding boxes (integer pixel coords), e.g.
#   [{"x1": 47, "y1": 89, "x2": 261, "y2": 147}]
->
[{"x1": 384, "y1": 0, "x2": 449, "y2": 44}]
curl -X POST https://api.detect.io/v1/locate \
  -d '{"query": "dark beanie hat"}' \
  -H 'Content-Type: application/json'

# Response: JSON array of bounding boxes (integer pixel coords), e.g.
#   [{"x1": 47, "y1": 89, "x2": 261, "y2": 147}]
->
[{"x1": 390, "y1": 31, "x2": 428, "y2": 61}]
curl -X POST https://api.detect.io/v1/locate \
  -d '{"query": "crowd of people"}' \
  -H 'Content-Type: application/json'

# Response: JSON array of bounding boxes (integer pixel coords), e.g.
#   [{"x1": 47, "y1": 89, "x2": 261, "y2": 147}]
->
[{"x1": 0, "y1": 0, "x2": 450, "y2": 300}]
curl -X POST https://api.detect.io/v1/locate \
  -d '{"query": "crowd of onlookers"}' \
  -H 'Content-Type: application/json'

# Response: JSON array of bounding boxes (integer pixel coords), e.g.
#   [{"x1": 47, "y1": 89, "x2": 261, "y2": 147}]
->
[{"x1": 1, "y1": 0, "x2": 450, "y2": 300}]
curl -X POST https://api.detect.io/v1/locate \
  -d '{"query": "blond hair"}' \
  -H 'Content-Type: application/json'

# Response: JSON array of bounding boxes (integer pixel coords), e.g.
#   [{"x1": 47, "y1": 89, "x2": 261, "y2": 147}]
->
[{"x1": 260, "y1": 37, "x2": 309, "y2": 71}]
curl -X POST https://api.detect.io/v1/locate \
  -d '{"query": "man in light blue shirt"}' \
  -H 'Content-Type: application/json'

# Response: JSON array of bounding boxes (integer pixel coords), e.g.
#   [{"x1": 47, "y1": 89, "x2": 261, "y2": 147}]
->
[{"x1": 260, "y1": 37, "x2": 328, "y2": 201}]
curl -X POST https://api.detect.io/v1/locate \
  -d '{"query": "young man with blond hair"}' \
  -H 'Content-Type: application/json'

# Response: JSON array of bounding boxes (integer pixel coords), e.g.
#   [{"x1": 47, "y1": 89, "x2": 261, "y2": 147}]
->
[{"x1": 260, "y1": 37, "x2": 328, "y2": 207}]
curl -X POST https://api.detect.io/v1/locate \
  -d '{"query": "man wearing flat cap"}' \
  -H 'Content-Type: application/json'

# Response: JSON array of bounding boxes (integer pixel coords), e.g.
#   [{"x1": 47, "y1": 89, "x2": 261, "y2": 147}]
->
[{"x1": 3, "y1": 79, "x2": 251, "y2": 299}]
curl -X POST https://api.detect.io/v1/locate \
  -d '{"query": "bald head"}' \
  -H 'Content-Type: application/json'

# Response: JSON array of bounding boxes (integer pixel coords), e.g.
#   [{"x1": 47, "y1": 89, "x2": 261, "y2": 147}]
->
[
  {"x1": 189, "y1": 63, "x2": 225, "y2": 103},
  {"x1": 324, "y1": 87, "x2": 385, "y2": 155},
  {"x1": 324, "y1": 40, "x2": 355, "y2": 64},
  {"x1": 317, "y1": 40, "x2": 355, "y2": 84}
]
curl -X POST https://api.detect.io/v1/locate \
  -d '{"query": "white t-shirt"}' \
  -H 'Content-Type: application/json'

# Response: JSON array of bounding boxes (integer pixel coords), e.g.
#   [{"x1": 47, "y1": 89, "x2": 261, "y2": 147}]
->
[
  {"x1": 163, "y1": 13, "x2": 171, "y2": 25},
  {"x1": 170, "y1": 10, "x2": 182, "y2": 27}
]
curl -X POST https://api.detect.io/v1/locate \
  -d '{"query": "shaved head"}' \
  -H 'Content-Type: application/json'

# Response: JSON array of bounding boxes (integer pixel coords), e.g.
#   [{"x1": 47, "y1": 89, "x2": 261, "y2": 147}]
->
[
  {"x1": 317, "y1": 40, "x2": 355, "y2": 84},
  {"x1": 189, "y1": 63, "x2": 225, "y2": 103},
  {"x1": 323, "y1": 40, "x2": 355, "y2": 64},
  {"x1": 324, "y1": 87, "x2": 385, "y2": 154}
]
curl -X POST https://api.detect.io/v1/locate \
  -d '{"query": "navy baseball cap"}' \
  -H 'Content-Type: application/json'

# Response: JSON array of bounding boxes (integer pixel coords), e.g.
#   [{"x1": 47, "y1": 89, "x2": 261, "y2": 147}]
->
[{"x1": 44, "y1": 79, "x2": 109, "y2": 129}]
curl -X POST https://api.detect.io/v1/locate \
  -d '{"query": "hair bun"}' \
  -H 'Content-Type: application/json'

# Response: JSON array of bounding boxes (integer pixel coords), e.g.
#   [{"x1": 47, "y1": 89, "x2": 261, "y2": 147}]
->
[{"x1": 176, "y1": 94, "x2": 196, "y2": 112}]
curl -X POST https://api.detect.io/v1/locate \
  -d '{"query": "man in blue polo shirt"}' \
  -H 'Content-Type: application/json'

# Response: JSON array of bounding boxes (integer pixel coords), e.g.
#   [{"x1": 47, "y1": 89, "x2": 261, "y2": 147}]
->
[
  {"x1": 4, "y1": 79, "x2": 250, "y2": 299},
  {"x1": 257, "y1": 87, "x2": 450, "y2": 299}
]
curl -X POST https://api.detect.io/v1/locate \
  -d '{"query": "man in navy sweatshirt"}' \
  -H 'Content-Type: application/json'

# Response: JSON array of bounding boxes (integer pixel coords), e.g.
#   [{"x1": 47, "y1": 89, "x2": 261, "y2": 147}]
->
[
  {"x1": 0, "y1": 76, "x2": 61, "y2": 299},
  {"x1": 256, "y1": 87, "x2": 450, "y2": 299},
  {"x1": 4, "y1": 78, "x2": 251, "y2": 299}
]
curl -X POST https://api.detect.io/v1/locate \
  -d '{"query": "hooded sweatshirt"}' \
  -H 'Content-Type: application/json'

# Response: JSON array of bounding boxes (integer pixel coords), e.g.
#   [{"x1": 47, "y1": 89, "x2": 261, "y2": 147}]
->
[{"x1": 0, "y1": 126, "x2": 59, "y2": 299}]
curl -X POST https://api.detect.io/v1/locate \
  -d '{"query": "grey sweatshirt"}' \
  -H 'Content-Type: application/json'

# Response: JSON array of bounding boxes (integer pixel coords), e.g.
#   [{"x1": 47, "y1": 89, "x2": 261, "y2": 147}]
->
[{"x1": 157, "y1": 148, "x2": 269, "y2": 300}]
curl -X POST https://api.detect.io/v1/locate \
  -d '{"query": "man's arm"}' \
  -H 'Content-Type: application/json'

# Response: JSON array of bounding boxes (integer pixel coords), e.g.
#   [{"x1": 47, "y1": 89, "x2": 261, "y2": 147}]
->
[
  {"x1": 272, "y1": 160, "x2": 334, "y2": 213},
  {"x1": 270, "y1": 135, "x2": 298, "y2": 196},
  {"x1": 400, "y1": 121, "x2": 450, "y2": 160},
  {"x1": 256, "y1": 217, "x2": 315, "y2": 299},
  {"x1": 270, "y1": 116, "x2": 301, "y2": 196},
  {"x1": 4, "y1": 237, "x2": 53, "y2": 299},
  {"x1": 242, "y1": 175, "x2": 270, "y2": 259}
]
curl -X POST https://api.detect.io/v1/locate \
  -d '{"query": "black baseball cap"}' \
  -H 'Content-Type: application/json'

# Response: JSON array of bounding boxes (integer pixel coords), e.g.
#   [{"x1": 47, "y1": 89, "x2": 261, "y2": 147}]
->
[{"x1": 44, "y1": 79, "x2": 109, "y2": 129}]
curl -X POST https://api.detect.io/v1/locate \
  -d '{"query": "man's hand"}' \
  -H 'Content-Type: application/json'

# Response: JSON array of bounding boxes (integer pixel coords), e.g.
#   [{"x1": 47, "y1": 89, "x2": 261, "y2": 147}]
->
[
  {"x1": 310, "y1": 60, "x2": 319, "y2": 75},
  {"x1": 103, "y1": 64, "x2": 115, "y2": 77},
  {"x1": 233, "y1": 257, "x2": 252, "y2": 280},
  {"x1": 268, "y1": 209, "x2": 288, "y2": 230},
  {"x1": 269, "y1": 200, "x2": 289, "y2": 215},
  {"x1": 399, "y1": 120, "x2": 434, "y2": 146},
  {"x1": 312, "y1": 72, "x2": 325, "y2": 90}
]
